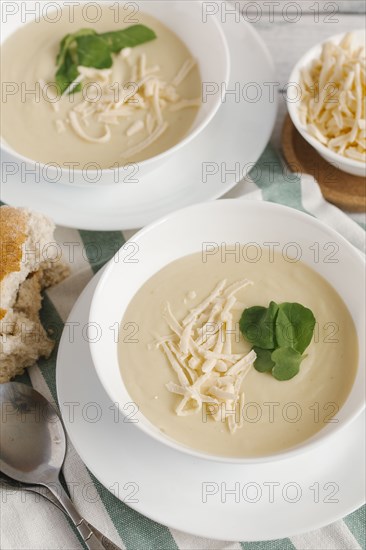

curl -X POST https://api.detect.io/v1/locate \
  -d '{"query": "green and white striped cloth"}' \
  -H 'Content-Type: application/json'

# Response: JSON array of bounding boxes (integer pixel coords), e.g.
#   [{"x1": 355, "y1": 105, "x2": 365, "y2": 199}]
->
[{"x1": 1, "y1": 146, "x2": 365, "y2": 550}]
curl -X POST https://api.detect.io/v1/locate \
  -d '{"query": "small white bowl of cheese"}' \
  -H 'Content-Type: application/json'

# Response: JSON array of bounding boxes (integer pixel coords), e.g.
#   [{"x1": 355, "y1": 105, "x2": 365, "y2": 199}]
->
[{"x1": 287, "y1": 30, "x2": 366, "y2": 177}]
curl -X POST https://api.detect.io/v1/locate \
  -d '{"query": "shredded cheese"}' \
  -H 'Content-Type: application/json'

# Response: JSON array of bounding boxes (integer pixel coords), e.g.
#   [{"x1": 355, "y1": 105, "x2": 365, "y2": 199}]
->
[
  {"x1": 138, "y1": 54, "x2": 147, "y2": 79},
  {"x1": 68, "y1": 111, "x2": 111, "y2": 144},
  {"x1": 155, "y1": 279, "x2": 256, "y2": 434},
  {"x1": 55, "y1": 53, "x2": 200, "y2": 158},
  {"x1": 61, "y1": 73, "x2": 85, "y2": 97},
  {"x1": 299, "y1": 32, "x2": 366, "y2": 162},
  {"x1": 121, "y1": 47, "x2": 132, "y2": 59},
  {"x1": 152, "y1": 81, "x2": 163, "y2": 125},
  {"x1": 172, "y1": 58, "x2": 197, "y2": 86},
  {"x1": 126, "y1": 119, "x2": 144, "y2": 137},
  {"x1": 183, "y1": 279, "x2": 227, "y2": 326},
  {"x1": 121, "y1": 122, "x2": 168, "y2": 158},
  {"x1": 146, "y1": 112, "x2": 155, "y2": 134}
]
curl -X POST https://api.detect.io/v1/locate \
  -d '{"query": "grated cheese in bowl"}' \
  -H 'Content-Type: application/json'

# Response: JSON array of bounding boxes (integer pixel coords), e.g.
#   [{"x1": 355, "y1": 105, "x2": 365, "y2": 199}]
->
[
  {"x1": 152, "y1": 279, "x2": 257, "y2": 435},
  {"x1": 289, "y1": 31, "x2": 366, "y2": 172}
]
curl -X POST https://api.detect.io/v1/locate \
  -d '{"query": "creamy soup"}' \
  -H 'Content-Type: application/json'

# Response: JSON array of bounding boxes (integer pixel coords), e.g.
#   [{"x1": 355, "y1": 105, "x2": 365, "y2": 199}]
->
[
  {"x1": 1, "y1": 6, "x2": 201, "y2": 168},
  {"x1": 118, "y1": 249, "x2": 358, "y2": 458}
]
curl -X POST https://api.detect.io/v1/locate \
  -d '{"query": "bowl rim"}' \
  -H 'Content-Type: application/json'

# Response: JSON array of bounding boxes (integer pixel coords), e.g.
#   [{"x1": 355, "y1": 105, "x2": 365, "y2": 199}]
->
[
  {"x1": 287, "y1": 28, "x2": 366, "y2": 170},
  {"x1": 0, "y1": 0, "x2": 230, "y2": 178},
  {"x1": 89, "y1": 198, "x2": 366, "y2": 464}
]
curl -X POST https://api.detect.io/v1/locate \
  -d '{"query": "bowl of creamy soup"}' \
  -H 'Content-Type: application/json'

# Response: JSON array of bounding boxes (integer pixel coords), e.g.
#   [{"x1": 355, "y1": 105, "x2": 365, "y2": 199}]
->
[
  {"x1": 89, "y1": 200, "x2": 365, "y2": 462},
  {"x1": 0, "y1": 1, "x2": 229, "y2": 185}
]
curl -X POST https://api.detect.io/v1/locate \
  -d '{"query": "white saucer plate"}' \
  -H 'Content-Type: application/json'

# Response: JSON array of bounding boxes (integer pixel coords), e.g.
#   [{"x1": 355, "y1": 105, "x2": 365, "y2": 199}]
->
[
  {"x1": 1, "y1": 16, "x2": 277, "y2": 230},
  {"x1": 56, "y1": 271, "x2": 366, "y2": 542}
]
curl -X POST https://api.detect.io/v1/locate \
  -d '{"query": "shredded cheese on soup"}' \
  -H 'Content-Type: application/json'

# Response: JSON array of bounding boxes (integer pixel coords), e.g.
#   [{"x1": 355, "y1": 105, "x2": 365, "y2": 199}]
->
[
  {"x1": 58, "y1": 53, "x2": 200, "y2": 159},
  {"x1": 154, "y1": 279, "x2": 256, "y2": 434}
]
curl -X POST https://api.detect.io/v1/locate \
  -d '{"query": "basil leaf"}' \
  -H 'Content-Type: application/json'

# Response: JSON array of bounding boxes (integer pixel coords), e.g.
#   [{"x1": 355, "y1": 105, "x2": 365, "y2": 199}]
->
[
  {"x1": 55, "y1": 29, "x2": 100, "y2": 93},
  {"x1": 56, "y1": 29, "x2": 97, "y2": 68},
  {"x1": 275, "y1": 302, "x2": 316, "y2": 354},
  {"x1": 56, "y1": 33, "x2": 71, "y2": 68},
  {"x1": 54, "y1": 24, "x2": 156, "y2": 95},
  {"x1": 55, "y1": 50, "x2": 80, "y2": 95},
  {"x1": 76, "y1": 35, "x2": 113, "y2": 69},
  {"x1": 271, "y1": 347, "x2": 303, "y2": 381},
  {"x1": 100, "y1": 24, "x2": 157, "y2": 53},
  {"x1": 239, "y1": 301, "x2": 278, "y2": 349},
  {"x1": 253, "y1": 347, "x2": 275, "y2": 373}
]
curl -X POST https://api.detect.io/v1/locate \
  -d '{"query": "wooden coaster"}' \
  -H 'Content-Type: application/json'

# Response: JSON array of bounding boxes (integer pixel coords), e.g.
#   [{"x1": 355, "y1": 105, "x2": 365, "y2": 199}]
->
[{"x1": 281, "y1": 115, "x2": 366, "y2": 212}]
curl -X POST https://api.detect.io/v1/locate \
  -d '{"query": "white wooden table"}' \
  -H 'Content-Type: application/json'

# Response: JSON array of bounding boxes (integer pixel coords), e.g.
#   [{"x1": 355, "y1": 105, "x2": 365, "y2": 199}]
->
[{"x1": 234, "y1": 0, "x2": 365, "y2": 148}]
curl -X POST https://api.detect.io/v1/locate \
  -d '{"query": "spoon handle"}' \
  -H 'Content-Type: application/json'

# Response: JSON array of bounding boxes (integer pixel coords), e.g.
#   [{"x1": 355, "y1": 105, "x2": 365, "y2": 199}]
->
[
  {"x1": 45, "y1": 481, "x2": 121, "y2": 550},
  {"x1": 1, "y1": 479, "x2": 121, "y2": 550}
]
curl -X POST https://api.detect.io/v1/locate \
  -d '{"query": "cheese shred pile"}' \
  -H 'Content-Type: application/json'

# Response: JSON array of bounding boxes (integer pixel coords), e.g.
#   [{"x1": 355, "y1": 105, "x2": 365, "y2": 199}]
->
[
  {"x1": 153, "y1": 279, "x2": 257, "y2": 434},
  {"x1": 298, "y1": 32, "x2": 366, "y2": 162},
  {"x1": 55, "y1": 52, "x2": 200, "y2": 159}
]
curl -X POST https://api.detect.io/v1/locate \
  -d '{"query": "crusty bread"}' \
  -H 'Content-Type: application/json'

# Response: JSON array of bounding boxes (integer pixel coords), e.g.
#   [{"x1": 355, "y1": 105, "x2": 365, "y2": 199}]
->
[{"x1": 0, "y1": 206, "x2": 69, "y2": 383}]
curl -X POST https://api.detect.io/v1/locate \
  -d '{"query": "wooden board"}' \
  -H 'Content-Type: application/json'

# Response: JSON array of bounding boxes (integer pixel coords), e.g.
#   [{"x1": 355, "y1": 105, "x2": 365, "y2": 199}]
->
[{"x1": 281, "y1": 115, "x2": 366, "y2": 213}]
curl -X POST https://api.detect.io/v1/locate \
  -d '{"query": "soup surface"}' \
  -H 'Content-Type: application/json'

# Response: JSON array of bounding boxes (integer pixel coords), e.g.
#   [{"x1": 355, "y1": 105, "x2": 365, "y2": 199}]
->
[
  {"x1": 118, "y1": 249, "x2": 358, "y2": 458},
  {"x1": 1, "y1": 6, "x2": 201, "y2": 168}
]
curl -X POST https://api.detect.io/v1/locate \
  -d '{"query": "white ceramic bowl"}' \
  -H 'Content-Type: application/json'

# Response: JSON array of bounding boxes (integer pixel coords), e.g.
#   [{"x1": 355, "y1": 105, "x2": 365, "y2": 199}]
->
[
  {"x1": 0, "y1": 0, "x2": 230, "y2": 186},
  {"x1": 287, "y1": 30, "x2": 366, "y2": 177},
  {"x1": 89, "y1": 199, "x2": 366, "y2": 464}
]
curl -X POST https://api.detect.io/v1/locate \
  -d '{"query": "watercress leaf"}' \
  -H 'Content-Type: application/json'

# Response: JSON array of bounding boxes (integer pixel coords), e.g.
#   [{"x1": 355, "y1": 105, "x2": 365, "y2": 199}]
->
[
  {"x1": 239, "y1": 301, "x2": 278, "y2": 349},
  {"x1": 271, "y1": 347, "x2": 303, "y2": 381},
  {"x1": 253, "y1": 347, "x2": 275, "y2": 373},
  {"x1": 76, "y1": 35, "x2": 113, "y2": 69},
  {"x1": 275, "y1": 302, "x2": 316, "y2": 354},
  {"x1": 55, "y1": 50, "x2": 80, "y2": 95},
  {"x1": 100, "y1": 25, "x2": 157, "y2": 53}
]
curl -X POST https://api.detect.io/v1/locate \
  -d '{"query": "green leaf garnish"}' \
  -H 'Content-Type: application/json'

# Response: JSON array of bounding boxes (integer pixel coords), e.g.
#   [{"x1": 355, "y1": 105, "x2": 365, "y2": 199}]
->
[
  {"x1": 271, "y1": 347, "x2": 303, "y2": 381},
  {"x1": 253, "y1": 347, "x2": 275, "y2": 373},
  {"x1": 240, "y1": 300, "x2": 315, "y2": 381},
  {"x1": 275, "y1": 302, "x2": 316, "y2": 354},
  {"x1": 100, "y1": 25, "x2": 157, "y2": 53},
  {"x1": 55, "y1": 51, "x2": 81, "y2": 95},
  {"x1": 239, "y1": 301, "x2": 278, "y2": 349},
  {"x1": 56, "y1": 29, "x2": 97, "y2": 68},
  {"x1": 55, "y1": 25, "x2": 157, "y2": 95},
  {"x1": 76, "y1": 35, "x2": 113, "y2": 69}
]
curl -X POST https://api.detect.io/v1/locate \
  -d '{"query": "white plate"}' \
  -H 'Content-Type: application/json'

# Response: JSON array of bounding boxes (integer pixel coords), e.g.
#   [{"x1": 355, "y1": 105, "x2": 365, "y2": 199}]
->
[
  {"x1": 56, "y1": 270, "x2": 366, "y2": 542},
  {"x1": 1, "y1": 16, "x2": 277, "y2": 230}
]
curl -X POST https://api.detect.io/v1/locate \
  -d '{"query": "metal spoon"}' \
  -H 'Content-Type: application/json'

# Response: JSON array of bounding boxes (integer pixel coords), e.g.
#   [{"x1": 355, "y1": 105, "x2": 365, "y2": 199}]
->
[
  {"x1": 0, "y1": 382, "x2": 121, "y2": 550},
  {"x1": 0, "y1": 471, "x2": 119, "y2": 546},
  {"x1": 0, "y1": 470, "x2": 57, "y2": 506},
  {"x1": 0, "y1": 470, "x2": 78, "y2": 516}
]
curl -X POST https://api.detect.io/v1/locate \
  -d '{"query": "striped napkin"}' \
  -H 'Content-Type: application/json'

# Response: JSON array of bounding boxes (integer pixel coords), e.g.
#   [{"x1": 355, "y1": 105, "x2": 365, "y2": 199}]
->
[{"x1": 1, "y1": 145, "x2": 365, "y2": 550}]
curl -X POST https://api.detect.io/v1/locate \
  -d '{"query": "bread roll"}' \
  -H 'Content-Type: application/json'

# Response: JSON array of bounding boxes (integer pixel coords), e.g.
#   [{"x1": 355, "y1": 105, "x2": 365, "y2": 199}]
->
[{"x1": 0, "y1": 206, "x2": 69, "y2": 382}]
